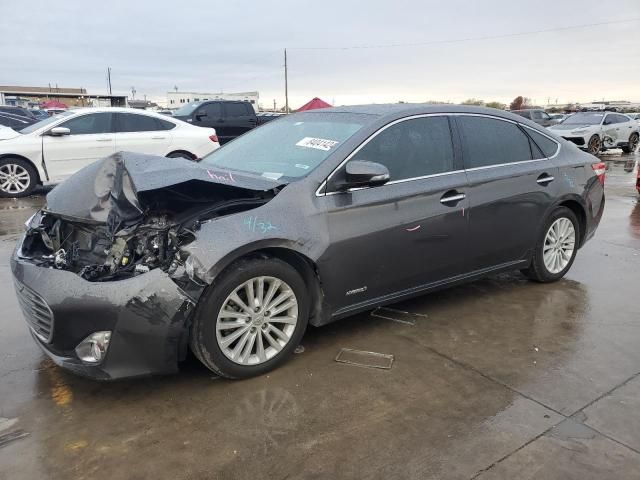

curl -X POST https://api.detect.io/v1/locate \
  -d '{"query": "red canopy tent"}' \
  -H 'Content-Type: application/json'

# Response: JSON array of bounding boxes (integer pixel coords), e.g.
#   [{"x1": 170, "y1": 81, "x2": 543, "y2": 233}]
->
[
  {"x1": 296, "y1": 97, "x2": 331, "y2": 112},
  {"x1": 40, "y1": 100, "x2": 68, "y2": 109}
]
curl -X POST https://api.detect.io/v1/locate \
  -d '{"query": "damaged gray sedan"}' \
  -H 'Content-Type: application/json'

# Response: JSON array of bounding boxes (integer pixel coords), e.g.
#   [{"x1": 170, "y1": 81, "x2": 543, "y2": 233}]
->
[{"x1": 11, "y1": 105, "x2": 605, "y2": 379}]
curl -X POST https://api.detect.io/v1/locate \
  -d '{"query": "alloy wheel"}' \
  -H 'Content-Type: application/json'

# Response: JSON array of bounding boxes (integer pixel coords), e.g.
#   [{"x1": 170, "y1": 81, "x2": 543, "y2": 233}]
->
[
  {"x1": 215, "y1": 276, "x2": 299, "y2": 365},
  {"x1": 629, "y1": 134, "x2": 639, "y2": 152},
  {"x1": 543, "y1": 217, "x2": 576, "y2": 274},
  {"x1": 588, "y1": 136, "x2": 601, "y2": 155},
  {"x1": 0, "y1": 163, "x2": 30, "y2": 194}
]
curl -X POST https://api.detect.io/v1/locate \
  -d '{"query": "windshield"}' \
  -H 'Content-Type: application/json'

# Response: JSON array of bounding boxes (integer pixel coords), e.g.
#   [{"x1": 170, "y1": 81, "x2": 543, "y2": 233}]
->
[
  {"x1": 562, "y1": 112, "x2": 604, "y2": 125},
  {"x1": 201, "y1": 113, "x2": 369, "y2": 180},
  {"x1": 19, "y1": 111, "x2": 73, "y2": 134},
  {"x1": 173, "y1": 102, "x2": 202, "y2": 116}
]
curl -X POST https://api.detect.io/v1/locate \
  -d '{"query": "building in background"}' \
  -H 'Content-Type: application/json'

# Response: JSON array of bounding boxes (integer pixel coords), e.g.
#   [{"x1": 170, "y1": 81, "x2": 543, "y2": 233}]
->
[
  {"x1": 0, "y1": 85, "x2": 127, "y2": 108},
  {"x1": 166, "y1": 90, "x2": 259, "y2": 110}
]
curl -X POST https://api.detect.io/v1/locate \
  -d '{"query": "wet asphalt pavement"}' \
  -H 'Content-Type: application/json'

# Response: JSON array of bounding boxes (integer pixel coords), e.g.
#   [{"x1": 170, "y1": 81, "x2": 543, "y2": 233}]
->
[{"x1": 0, "y1": 153, "x2": 639, "y2": 480}]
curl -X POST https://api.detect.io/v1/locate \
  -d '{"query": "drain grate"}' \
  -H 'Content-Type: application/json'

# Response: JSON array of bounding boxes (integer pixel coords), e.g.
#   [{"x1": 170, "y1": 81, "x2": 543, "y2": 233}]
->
[
  {"x1": 335, "y1": 348, "x2": 394, "y2": 370},
  {"x1": 370, "y1": 307, "x2": 427, "y2": 325}
]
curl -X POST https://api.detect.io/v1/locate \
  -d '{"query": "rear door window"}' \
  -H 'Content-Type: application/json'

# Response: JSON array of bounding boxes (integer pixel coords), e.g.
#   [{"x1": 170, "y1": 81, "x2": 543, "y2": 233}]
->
[
  {"x1": 458, "y1": 116, "x2": 533, "y2": 168},
  {"x1": 115, "y1": 113, "x2": 163, "y2": 132},
  {"x1": 58, "y1": 112, "x2": 113, "y2": 134},
  {"x1": 225, "y1": 102, "x2": 249, "y2": 117},
  {"x1": 612, "y1": 114, "x2": 630, "y2": 124},
  {"x1": 354, "y1": 116, "x2": 455, "y2": 181},
  {"x1": 202, "y1": 102, "x2": 222, "y2": 119}
]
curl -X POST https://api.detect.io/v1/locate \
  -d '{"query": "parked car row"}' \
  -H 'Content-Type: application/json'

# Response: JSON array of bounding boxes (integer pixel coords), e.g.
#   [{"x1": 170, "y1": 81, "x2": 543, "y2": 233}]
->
[
  {"x1": 511, "y1": 109, "x2": 562, "y2": 127},
  {"x1": 0, "y1": 107, "x2": 220, "y2": 196},
  {"x1": 548, "y1": 111, "x2": 639, "y2": 155}
]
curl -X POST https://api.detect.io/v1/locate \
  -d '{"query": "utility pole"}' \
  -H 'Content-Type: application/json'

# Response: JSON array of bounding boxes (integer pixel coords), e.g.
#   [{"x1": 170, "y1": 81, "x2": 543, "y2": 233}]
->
[
  {"x1": 273, "y1": 99, "x2": 276, "y2": 111},
  {"x1": 107, "y1": 67, "x2": 112, "y2": 96},
  {"x1": 284, "y1": 48, "x2": 289, "y2": 113}
]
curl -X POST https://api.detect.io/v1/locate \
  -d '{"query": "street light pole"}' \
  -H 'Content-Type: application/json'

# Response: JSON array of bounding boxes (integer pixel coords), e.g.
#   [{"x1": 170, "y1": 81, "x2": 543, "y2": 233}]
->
[{"x1": 284, "y1": 48, "x2": 289, "y2": 113}]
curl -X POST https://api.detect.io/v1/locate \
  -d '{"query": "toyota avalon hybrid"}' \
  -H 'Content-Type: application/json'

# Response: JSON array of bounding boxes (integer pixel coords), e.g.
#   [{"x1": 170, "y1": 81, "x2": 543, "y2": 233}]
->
[{"x1": 11, "y1": 104, "x2": 605, "y2": 380}]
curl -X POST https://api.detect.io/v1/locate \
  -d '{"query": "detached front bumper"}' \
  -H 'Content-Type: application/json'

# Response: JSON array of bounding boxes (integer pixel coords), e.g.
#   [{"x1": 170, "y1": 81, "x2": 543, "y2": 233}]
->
[{"x1": 11, "y1": 244, "x2": 197, "y2": 380}]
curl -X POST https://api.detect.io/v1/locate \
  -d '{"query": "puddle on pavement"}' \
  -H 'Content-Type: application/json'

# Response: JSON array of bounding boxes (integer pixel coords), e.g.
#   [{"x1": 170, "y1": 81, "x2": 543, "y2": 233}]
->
[
  {"x1": 371, "y1": 306, "x2": 427, "y2": 325},
  {"x1": 0, "y1": 194, "x2": 46, "y2": 236},
  {"x1": 548, "y1": 418, "x2": 596, "y2": 441}
]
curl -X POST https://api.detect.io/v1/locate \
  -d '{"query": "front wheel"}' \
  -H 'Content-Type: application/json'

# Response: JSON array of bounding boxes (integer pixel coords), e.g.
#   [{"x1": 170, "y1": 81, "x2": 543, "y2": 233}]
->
[
  {"x1": 190, "y1": 257, "x2": 309, "y2": 379},
  {"x1": 587, "y1": 135, "x2": 601, "y2": 155},
  {"x1": 0, "y1": 157, "x2": 38, "y2": 198},
  {"x1": 622, "y1": 133, "x2": 639, "y2": 154},
  {"x1": 522, "y1": 207, "x2": 579, "y2": 283}
]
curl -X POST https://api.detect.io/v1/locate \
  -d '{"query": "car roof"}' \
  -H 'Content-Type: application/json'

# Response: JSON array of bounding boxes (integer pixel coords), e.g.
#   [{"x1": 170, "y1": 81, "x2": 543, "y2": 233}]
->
[
  {"x1": 308, "y1": 103, "x2": 532, "y2": 123},
  {"x1": 63, "y1": 107, "x2": 164, "y2": 114}
]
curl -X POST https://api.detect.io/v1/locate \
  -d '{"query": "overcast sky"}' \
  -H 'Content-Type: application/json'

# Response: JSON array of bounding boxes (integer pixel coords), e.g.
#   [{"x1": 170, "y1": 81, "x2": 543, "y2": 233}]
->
[{"x1": 1, "y1": 0, "x2": 639, "y2": 109}]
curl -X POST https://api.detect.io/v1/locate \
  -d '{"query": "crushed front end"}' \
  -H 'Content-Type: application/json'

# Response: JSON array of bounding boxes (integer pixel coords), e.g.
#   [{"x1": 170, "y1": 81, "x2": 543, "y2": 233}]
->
[{"x1": 11, "y1": 152, "x2": 281, "y2": 379}]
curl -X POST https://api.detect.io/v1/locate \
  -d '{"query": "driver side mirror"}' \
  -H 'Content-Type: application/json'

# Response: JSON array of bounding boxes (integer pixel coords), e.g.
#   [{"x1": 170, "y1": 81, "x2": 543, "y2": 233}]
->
[
  {"x1": 195, "y1": 111, "x2": 208, "y2": 120},
  {"x1": 47, "y1": 127, "x2": 70, "y2": 136},
  {"x1": 330, "y1": 160, "x2": 390, "y2": 191}
]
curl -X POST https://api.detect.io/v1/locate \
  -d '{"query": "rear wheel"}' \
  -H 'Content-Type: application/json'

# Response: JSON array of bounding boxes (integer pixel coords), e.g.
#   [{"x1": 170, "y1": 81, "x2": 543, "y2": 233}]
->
[
  {"x1": 0, "y1": 157, "x2": 38, "y2": 198},
  {"x1": 587, "y1": 135, "x2": 601, "y2": 155},
  {"x1": 622, "y1": 132, "x2": 639, "y2": 154},
  {"x1": 190, "y1": 257, "x2": 309, "y2": 379},
  {"x1": 522, "y1": 207, "x2": 579, "y2": 283}
]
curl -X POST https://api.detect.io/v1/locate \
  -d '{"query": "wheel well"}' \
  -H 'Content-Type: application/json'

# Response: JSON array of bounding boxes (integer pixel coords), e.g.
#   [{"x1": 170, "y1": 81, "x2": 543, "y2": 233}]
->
[
  {"x1": 0, "y1": 154, "x2": 42, "y2": 184},
  {"x1": 559, "y1": 200, "x2": 586, "y2": 246},
  {"x1": 227, "y1": 247, "x2": 326, "y2": 326},
  {"x1": 167, "y1": 150, "x2": 196, "y2": 160}
]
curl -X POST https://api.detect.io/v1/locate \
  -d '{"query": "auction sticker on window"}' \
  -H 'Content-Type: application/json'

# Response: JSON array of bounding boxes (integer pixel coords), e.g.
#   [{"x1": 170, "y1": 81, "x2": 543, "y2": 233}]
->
[{"x1": 296, "y1": 137, "x2": 339, "y2": 151}]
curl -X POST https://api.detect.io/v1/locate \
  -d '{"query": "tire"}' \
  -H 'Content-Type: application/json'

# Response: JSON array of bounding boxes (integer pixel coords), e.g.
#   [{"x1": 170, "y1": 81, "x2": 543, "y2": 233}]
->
[
  {"x1": 190, "y1": 257, "x2": 309, "y2": 379},
  {"x1": 522, "y1": 206, "x2": 579, "y2": 283},
  {"x1": 0, "y1": 157, "x2": 38, "y2": 198},
  {"x1": 622, "y1": 132, "x2": 639, "y2": 154},
  {"x1": 167, "y1": 151, "x2": 195, "y2": 161},
  {"x1": 587, "y1": 135, "x2": 601, "y2": 155}
]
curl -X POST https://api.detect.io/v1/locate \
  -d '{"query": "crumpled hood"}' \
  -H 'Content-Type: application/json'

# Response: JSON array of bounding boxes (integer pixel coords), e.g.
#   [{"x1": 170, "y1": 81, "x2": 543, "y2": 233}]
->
[
  {"x1": 44, "y1": 151, "x2": 281, "y2": 224},
  {"x1": 550, "y1": 124, "x2": 594, "y2": 131}
]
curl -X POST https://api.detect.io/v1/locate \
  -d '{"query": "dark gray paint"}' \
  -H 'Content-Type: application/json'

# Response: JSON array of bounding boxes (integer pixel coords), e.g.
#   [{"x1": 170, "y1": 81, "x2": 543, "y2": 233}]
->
[{"x1": 10, "y1": 104, "x2": 605, "y2": 379}]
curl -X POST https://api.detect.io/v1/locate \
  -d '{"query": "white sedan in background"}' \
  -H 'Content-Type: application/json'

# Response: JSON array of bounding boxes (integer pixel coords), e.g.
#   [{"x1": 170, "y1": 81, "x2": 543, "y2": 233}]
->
[
  {"x1": 548, "y1": 111, "x2": 639, "y2": 155},
  {"x1": 0, "y1": 107, "x2": 220, "y2": 197}
]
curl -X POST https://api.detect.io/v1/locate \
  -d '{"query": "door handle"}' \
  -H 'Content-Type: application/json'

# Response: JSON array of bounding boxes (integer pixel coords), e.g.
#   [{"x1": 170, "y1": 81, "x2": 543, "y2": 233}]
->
[
  {"x1": 537, "y1": 174, "x2": 554, "y2": 185},
  {"x1": 440, "y1": 191, "x2": 466, "y2": 205},
  {"x1": 96, "y1": 138, "x2": 112, "y2": 142},
  {"x1": 151, "y1": 136, "x2": 166, "y2": 140}
]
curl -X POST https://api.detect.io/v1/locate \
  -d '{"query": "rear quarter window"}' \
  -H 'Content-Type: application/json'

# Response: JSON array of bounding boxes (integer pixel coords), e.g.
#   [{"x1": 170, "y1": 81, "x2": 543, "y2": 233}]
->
[{"x1": 526, "y1": 128, "x2": 559, "y2": 158}]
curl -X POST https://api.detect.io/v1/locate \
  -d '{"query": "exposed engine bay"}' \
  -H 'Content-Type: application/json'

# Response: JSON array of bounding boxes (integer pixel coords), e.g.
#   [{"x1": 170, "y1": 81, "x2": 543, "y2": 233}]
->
[{"x1": 19, "y1": 152, "x2": 282, "y2": 282}]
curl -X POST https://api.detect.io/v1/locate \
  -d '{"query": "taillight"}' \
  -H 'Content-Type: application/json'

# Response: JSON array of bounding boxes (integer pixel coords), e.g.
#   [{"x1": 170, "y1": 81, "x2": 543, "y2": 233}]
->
[
  {"x1": 209, "y1": 134, "x2": 219, "y2": 143},
  {"x1": 591, "y1": 162, "x2": 606, "y2": 185}
]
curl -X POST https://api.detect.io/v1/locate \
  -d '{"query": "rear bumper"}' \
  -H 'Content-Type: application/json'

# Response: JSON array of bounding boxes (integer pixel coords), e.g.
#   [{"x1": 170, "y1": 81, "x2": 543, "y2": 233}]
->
[{"x1": 11, "y1": 243, "x2": 196, "y2": 380}]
